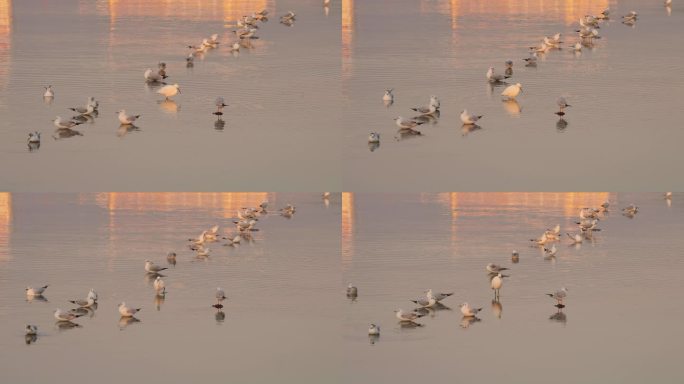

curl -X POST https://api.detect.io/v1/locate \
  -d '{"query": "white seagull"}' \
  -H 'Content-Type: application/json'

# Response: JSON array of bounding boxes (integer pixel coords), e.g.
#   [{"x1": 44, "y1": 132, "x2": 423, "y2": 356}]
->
[
  {"x1": 157, "y1": 83, "x2": 181, "y2": 100},
  {"x1": 501, "y1": 83, "x2": 523, "y2": 100},
  {"x1": 118, "y1": 302, "x2": 141, "y2": 317},
  {"x1": 117, "y1": 110, "x2": 141, "y2": 125},
  {"x1": 460, "y1": 110, "x2": 483, "y2": 125}
]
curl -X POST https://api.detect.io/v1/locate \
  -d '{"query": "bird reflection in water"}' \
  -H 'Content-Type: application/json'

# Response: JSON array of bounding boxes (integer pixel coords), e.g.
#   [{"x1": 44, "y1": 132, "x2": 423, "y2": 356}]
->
[
  {"x1": 491, "y1": 299, "x2": 502, "y2": 319},
  {"x1": 155, "y1": 294, "x2": 165, "y2": 311},
  {"x1": 215, "y1": 117, "x2": 226, "y2": 131},
  {"x1": 399, "y1": 321, "x2": 423, "y2": 329},
  {"x1": 502, "y1": 99, "x2": 521, "y2": 117},
  {"x1": 215, "y1": 310, "x2": 226, "y2": 324},
  {"x1": 411, "y1": 110, "x2": 440, "y2": 126},
  {"x1": 460, "y1": 316, "x2": 481, "y2": 329},
  {"x1": 55, "y1": 320, "x2": 81, "y2": 331},
  {"x1": 414, "y1": 302, "x2": 452, "y2": 319},
  {"x1": 556, "y1": 117, "x2": 568, "y2": 132},
  {"x1": 117, "y1": 124, "x2": 141, "y2": 138},
  {"x1": 461, "y1": 124, "x2": 482, "y2": 137},
  {"x1": 158, "y1": 99, "x2": 179, "y2": 114},
  {"x1": 28, "y1": 141, "x2": 41, "y2": 152},
  {"x1": 53, "y1": 128, "x2": 83, "y2": 140},
  {"x1": 119, "y1": 316, "x2": 141, "y2": 330},
  {"x1": 26, "y1": 294, "x2": 48, "y2": 303},
  {"x1": 368, "y1": 141, "x2": 380, "y2": 152},
  {"x1": 395, "y1": 128, "x2": 422, "y2": 141},
  {"x1": 549, "y1": 309, "x2": 567, "y2": 325},
  {"x1": 368, "y1": 334, "x2": 380, "y2": 345},
  {"x1": 25, "y1": 334, "x2": 38, "y2": 345}
]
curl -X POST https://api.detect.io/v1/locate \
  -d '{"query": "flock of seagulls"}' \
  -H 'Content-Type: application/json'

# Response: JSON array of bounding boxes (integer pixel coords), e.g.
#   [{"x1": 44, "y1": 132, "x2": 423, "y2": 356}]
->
[
  {"x1": 29, "y1": 2, "x2": 328, "y2": 148},
  {"x1": 349, "y1": 194, "x2": 672, "y2": 341},
  {"x1": 368, "y1": 4, "x2": 669, "y2": 147},
  {"x1": 20, "y1": 197, "x2": 331, "y2": 343}
]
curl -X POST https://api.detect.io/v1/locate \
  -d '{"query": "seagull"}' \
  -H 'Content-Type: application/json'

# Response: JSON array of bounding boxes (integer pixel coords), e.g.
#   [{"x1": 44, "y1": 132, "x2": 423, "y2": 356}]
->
[
  {"x1": 157, "y1": 83, "x2": 181, "y2": 100},
  {"x1": 572, "y1": 42, "x2": 582, "y2": 51},
  {"x1": 426, "y1": 289, "x2": 453, "y2": 302},
  {"x1": 144, "y1": 68, "x2": 164, "y2": 83},
  {"x1": 501, "y1": 83, "x2": 523, "y2": 100},
  {"x1": 665, "y1": 192, "x2": 673, "y2": 199},
  {"x1": 394, "y1": 116, "x2": 424, "y2": 130},
  {"x1": 53, "y1": 116, "x2": 82, "y2": 129},
  {"x1": 622, "y1": 11, "x2": 638, "y2": 22},
  {"x1": 216, "y1": 288, "x2": 227, "y2": 303},
  {"x1": 157, "y1": 62, "x2": 167, "y2": 78},
  {"x1": 491, "y1": 273, "x2": 503, "y2": 298},
  {"x1": 280, "y1": 11, "x2": 296, "y2": 22},
  {"x1": 556, "y1": 97, "x2": 571, "y2": 116},
  {"x1": 26, "y1": 285, "x2": 49, "y2": 297},
  {"x1": 460, "y1": 110, "x2": 483, "y2": 125},
  {"x1": 368, "y1": 323, "x2": 380, "y2": 335},
  {"x1": 411, "y1": 103, "x2": 438, "y2": 115},
  {"x1": 459, "y1": 302, "x2": 482, "y2": 317},
  {"x1": 346, "y1": 283, "x2": 358, "y2": 297},
  {"x1": 43, "y1": 85, "x2": 54, "y2": 98},
  {"x1": 383, "y1": 89, "x2": 394, "y2": 102},
  {"x1": 27, "y1": 132, "x2": 41, "y2": 144},
  {"x1": 411, "y1": 296, "x2": 437, "y2": 308},
  {"x1": 394, "y1": 309, "x2": 424, "y2": 322},
  {"x1": 547, "y1": 287, "x2": 568, "y2": 306},
  {"x1": 665, "y1": 0, "x2": 672, "y2": 6},
  {"x1": 368, "y1": 132, "x2": 380, "y2": 143},
  {"x1": 118, "y1": 302, "x2": 141, "y2": 317},
  {"x1": 486, "y1": 263, "x2": 508, "y2": 274},
  {"x1": 486, "y1": 67, "x2": 509, "y2": 83},
  {"x1": 87, "y1": 289, "x2": 98, "y2": 302},
  {"x1": 622, "y1": 204, "x2": 639, "y2": 215},
  {"x1": 54, "y1": 309, "x2": 82, "y2": 322},
  {"x1": 144, "y1": 260, "x2": 168, "y2": 274},
  {"x1": 213, "y1": 97, "x2": 228, "y2": 115},
  {"x1": 68, "y1": 297, "x2": 96, "y2": 308},
  {"x1": 117, "y1": 110, "x2": 140, "y2": 125},
  {"x1": 153, "y1": 276, "x2": 166, "y2": 295},
  {"x1": 523, "y1": 53, "x2": 538, "y2": 66},
  {"x1": 511, "y1": 250, "x2": 520, "y2": 262},
  {"x1": 25, "y1": 324, "x2": 38, "y2": 336},
  {"x1": 600, "y1": 201, "x2": 610, "y2": 212}
]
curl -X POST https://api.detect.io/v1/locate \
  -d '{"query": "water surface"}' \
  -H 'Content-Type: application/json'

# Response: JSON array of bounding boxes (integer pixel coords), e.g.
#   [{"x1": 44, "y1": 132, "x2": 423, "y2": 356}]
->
[
  {"x1": 0, "y1": 192, "x2": 342, "y2": 383},
  {"x1": 341, "y1": 0, "x2": 684, "y2": 191},
  {"x1": 342, "y1": 192, "x2": 684, "y2": 383},
  {"x1": 0, "y1": 0, "x2": 341, "y2": 191}
]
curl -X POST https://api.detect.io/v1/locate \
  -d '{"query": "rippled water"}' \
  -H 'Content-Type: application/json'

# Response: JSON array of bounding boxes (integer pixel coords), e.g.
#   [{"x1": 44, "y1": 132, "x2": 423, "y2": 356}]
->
[
  {"x1": 0, "y1": 193, "x2": 341, "y2": 383},
  {"x1": 342, "y1": 192, "x2": 684, "y2": 383},
  {"x1": 341, "y1": 0, "x2": 684, "y2": 191},
  {"x1": 0, "y1": 0, "x2": 341, "y2": 191}
]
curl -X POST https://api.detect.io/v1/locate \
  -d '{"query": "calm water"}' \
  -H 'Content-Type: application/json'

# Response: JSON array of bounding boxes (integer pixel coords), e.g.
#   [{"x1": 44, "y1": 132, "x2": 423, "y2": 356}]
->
[
  {"x1": 342, "y1": 0, "x2": 684, "y2": 191},
  {"x1": 0, "y1": 193, "x2": 342, "y2": 383},
  {"x1": 342, "y1": 193, "x2": 684, "y2": 383},
  {"x1": 0, "y1": 0, "x2": 341, "y2": 191}
]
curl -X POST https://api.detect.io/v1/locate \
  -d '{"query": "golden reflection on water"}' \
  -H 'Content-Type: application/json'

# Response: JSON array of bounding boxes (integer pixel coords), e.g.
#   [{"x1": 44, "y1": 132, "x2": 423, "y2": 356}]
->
[
  {"x1": 0, "y1": 192, "x2": 11, "y2": 262},
  {"x1": 423, "y1": 0, "x2": 613, "y2": 27},
  {"x1": 103, "y1": 0, "x2": 273, "y2": 24},
  {"x1": 341, "y1": 0, "x2": 354, "y2": 80},
  {"x1": 341, "y1": 192, "x2": 354, "y2": 267},
  {"x1": 0, "y1": 0, "x2": 11, "y2": 92},
  {"x1": 341, "y1": 192, "x2": 614, "y2": 263}
]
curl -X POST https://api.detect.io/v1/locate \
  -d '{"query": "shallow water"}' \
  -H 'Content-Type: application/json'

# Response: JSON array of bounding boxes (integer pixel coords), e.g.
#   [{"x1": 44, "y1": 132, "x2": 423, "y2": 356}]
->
[
  {"x1": 0, "y1": 0, "x2": 341, "y2": 191},
  {"x1": 0, "y1": 193, "x2": 342, "y2": 383},
  {"x1": 341, "y1": 0, "x2": 684, "y2": 191},
  {"x1": 342, "y1": 192, "x2": 684, "y2": 383}
]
